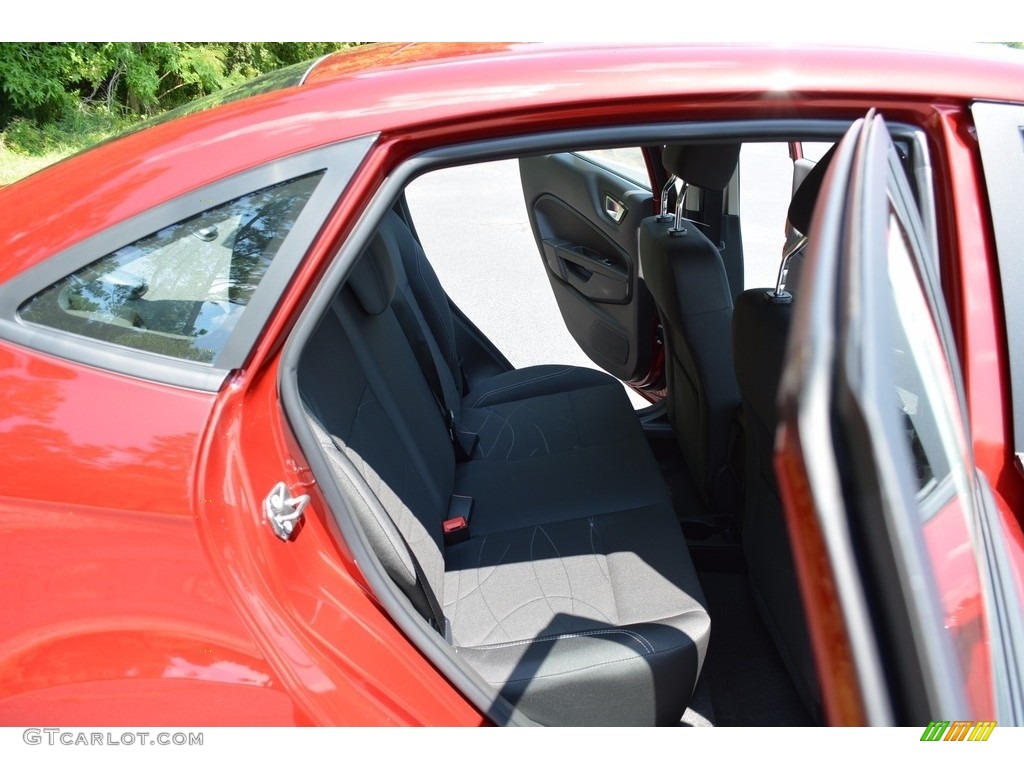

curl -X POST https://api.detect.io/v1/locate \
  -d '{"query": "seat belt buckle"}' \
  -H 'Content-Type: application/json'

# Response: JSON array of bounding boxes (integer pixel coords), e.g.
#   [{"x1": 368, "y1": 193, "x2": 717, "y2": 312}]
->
[
  {"x1": 443, "y1": 516, "x2": 470, "y2": 545},
  {"x1": 443, "y1": 494, "x2": 474, "y2": 545}
]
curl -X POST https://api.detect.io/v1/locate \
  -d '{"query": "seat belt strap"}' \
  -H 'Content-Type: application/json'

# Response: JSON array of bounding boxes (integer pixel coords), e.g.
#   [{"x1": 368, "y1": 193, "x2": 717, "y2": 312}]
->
[
  {"x1": 403, "y1": 531, "x2": 453, "y2": 642},
  {"x1": 392, "y1": 294, "x2": 473, "y2": 462}
]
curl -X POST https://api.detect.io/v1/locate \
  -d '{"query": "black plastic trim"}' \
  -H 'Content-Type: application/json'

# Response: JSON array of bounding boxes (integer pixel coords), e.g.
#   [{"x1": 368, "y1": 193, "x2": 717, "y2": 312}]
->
[
  {"x1": 970, "y1": 101, "x2": 1024, "y2": 467},
  {"x1": 0, "y1": 135, "x2": 375, "y2": 392}
]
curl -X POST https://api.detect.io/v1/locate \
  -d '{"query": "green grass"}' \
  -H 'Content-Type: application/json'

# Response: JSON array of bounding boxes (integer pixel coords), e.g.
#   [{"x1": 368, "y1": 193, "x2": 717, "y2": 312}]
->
[
  {"x1": 0, "y1": 107, "x2": 135, "y2": 186},
  {"x1": 0, "y1": 147, "x2": 70, "y2": 185}
]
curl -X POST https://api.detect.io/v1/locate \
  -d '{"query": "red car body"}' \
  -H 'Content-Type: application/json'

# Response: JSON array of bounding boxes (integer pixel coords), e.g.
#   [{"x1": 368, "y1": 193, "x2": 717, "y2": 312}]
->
[{"x1": 1, "y1": 42, "x2": 1022, "y2": 726}]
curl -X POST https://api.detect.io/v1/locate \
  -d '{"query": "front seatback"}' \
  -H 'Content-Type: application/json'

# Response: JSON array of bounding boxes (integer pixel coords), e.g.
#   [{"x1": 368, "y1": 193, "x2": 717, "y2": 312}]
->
[
  {"x1": 730, "y1": 144, "x2": 837, "y2": 722},
  {"x1": 732, "y1": 288, "x2": 819, "y2": 719},
  {"x1": 639, "y1": 143, "x2": 742, "y2": 512}
]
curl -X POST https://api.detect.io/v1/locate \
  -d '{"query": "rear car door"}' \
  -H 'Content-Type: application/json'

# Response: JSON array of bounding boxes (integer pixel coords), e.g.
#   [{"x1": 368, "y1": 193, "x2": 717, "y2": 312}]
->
[
  {"x1": 775, "y1": 112, "x2": 1017, "y2": 724},
  {"x1": 519, "y1": 151, "x2": 658, "y2": 386}
]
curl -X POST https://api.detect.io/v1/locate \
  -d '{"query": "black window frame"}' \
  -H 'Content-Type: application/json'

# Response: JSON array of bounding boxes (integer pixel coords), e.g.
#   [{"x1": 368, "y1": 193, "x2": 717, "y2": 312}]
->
[
  {"x1": 0, "y1": 134, "x2": 375, "y2": 392},
  {"x1": 971, "y1": 100, "x2": 1024, "y2": 470}
]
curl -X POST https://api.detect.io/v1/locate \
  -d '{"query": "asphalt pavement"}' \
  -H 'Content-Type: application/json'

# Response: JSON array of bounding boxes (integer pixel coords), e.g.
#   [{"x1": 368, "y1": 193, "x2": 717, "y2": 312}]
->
[{"x1": 405, "y1": 145, "x2": 796, "y2": 408}]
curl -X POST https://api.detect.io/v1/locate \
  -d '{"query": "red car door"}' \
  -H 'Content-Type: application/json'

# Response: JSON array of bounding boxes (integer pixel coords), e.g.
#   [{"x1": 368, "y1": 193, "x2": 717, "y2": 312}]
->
[{"x1": 775, "y1": 111, "x2": 1021, "y2": 725}]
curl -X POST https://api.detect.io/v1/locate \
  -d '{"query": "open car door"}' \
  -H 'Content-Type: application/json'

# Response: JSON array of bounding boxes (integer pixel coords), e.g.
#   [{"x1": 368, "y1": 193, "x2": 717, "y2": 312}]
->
[
  {"x1": 775, "y1": 112, "x2": 1016, "y2": 725},
  {"x1": 519, "y1": 152, "x2": 658, "y2": 387}
]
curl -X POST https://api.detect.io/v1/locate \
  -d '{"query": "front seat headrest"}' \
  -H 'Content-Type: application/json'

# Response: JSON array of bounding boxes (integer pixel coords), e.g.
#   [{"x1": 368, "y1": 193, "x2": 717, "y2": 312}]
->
[
  {"x1": 787, "y1": 142, "x2": 838, "y2": 236},
  {"x1": 662, "y1": 143, "x2": 742, "y2": 191}
]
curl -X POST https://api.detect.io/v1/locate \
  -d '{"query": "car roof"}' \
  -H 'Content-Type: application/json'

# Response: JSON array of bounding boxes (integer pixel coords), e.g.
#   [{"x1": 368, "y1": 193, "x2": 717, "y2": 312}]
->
[{"x1": 1, "y1": 42, "x2": 1022, "y2": 282}]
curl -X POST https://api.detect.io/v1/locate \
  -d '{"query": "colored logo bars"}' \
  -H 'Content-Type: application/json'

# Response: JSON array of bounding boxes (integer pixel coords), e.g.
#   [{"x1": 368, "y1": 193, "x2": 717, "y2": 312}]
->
[{"x1": 920, "y1": 721, "x2": 997, "y2": 742}]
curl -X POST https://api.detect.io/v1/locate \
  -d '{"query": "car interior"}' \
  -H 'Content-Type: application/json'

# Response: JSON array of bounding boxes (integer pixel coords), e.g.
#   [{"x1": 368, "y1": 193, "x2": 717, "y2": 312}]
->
[{"x1": 288, "y1": 125, "x2": 929, "y2": 726}]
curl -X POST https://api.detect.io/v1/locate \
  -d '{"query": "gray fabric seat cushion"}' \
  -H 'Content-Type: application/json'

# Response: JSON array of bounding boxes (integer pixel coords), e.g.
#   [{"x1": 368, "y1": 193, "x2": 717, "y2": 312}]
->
[{"x1": 444, "y1": 504, "x2": 710, "y2": 726}]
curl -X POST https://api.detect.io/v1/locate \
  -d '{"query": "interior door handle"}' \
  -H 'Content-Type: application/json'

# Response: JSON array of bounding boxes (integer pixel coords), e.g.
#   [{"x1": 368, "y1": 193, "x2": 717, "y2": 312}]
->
[
  {"x1": 604, "y1": 195, "x2": 627, "y2": 224},
  {"x1": 547, "y1": 241, "x2": 630, "y2": 304}
]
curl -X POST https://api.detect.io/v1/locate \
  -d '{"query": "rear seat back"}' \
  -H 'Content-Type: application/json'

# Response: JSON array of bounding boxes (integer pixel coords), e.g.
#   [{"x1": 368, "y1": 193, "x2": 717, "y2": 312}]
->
[
  {"x1": 300, "y1": 236, "x2": 455, "y2": 617},
  {"x1": 381, "y1": 209, "x2": 465, "y2": 399}
]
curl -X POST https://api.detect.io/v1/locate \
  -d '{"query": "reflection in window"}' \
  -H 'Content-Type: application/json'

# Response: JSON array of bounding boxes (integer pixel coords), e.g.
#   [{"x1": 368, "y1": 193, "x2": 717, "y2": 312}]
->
[
  {"x1": 20, "y1": 172, "x2": 324, "y2": 364},
  {"x1": 573, "y1": 148, "x2": 650, "y2": 189},
  {"x1": 884, "y1": 208, "x2": 964, "y2": 515},
  {"x1": 883, "y1": 198, "x2": 990, "y2": 714}
]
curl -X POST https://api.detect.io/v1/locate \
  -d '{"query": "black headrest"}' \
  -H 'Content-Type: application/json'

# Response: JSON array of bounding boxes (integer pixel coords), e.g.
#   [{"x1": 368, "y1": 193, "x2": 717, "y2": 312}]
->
[
  {"x1": 348, "y1": 229, "x2": 397, "y2": 316},
  {"x1": 662, "y1": 143, "x2": 741, "y2": 191},
  {"x1": 787, "y1": 143, "x2": 838, "y2": 236}
]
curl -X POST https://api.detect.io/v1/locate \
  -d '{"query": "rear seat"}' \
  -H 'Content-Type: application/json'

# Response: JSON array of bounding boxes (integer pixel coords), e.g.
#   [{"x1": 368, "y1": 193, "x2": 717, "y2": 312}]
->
[
  {"x1": 380, "y1": 209, "x2": 645, "y2": 462},
  {"x1": 298, "y1": 210, "x2": 711, "y2": 726}
]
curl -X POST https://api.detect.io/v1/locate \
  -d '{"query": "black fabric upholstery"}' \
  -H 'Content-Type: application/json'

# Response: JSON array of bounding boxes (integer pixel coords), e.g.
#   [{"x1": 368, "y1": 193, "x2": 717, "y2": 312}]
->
[
  {"x1": 715, "y1": 146, "x2": 836, "y2": 721},
  {"x1": 460, "y1": 365, "x2": 641, "y2": 462},
  {"x1": 663, "y1": 143, "x2": 742, "y2": 191},
  {"x1": 639, "y1": 217, "x2": 741, "y2": 512},
  {"x1": 384, "y1": 210, "x2": 465, "y2": 396},
  {"x1": 347, "y1": 231, "x2": 397, "y2": 316},
  {"x1": 300, "y1": 298, "x2": 451, "y2": 617},
  {"x1": 732, "y1": 289, "x2": 820, "y2": 721},
  {"x1": 298, "y1": 210, "x2": 712, "y2": 726}
]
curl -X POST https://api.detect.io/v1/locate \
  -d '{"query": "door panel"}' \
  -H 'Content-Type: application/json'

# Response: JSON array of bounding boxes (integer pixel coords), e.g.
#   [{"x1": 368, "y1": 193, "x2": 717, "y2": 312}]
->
[
  {"x1": 776, "y1": 112, "x2": 999, "y2": 723},
  {"x1": 519, "y1": 153, "x2": 656, "y2": 384}
]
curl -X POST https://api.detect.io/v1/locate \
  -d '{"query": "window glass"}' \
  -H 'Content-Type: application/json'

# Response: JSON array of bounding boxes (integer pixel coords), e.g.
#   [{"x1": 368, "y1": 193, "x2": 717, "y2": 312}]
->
[
  {"x1": 883, "y1": 207, "x2": 965, "y2": 515},
  {"x1": 20, "y1": 172, "x2": 324, "y2": 364},
  {"x1": 882, "y1": 193, "x2": 989, "y2": 712},
  {"x1": 405, "y1": 158, "x2": 649, "y2": 408},
  {"x1": 801, "y1": 141, "x2": 834, "y2": 163},
  {"x1": 573, "y1": 148, "x2": 650, "y2": 188},
  {"x1": 738, "y1": 142, "x2": 795, "y2": 288}
]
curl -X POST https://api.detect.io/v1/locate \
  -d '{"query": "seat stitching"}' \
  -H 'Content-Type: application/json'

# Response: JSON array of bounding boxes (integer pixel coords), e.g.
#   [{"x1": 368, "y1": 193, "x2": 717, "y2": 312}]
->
[
  {"x1": 470, "y1": 366, "x2": 574, "y2": 407},
  {"x1": 472, "y1": 536, "x2": 517, "y2": 643},
  {"x1": 588, "y1": 517, "x2": 611, "y2": 584},
  {"x1": 477, "y1": 602, "x2": 619, "y2": 646},
  {"x1": 531, "y1": 422, "x2": 550, "y2": 457},
  {"x1": 492, "y1": 645, "x2": 679, "y2": 686},
  {"x1": 470, "y1": 627, "x2": 656, "y2": 654},
  {"x1": 475, "y1": 595, "x2": 617, "y2": 628},
  {"x1": 530, "y1": 524, "x2": 571, "y2": 634}
]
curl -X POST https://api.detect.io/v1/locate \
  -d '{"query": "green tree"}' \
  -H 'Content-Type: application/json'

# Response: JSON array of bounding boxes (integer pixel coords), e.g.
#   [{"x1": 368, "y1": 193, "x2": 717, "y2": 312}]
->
[{"x1": 0, "y1": 42, "x2": 355, "y2": 128}]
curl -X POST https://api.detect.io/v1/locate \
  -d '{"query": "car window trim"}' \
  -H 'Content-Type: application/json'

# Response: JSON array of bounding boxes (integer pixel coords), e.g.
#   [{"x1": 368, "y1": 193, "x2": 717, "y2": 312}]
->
[
  {"x1": 0, "y1": 134, "x2": 375, "y2": 392},
  {"x1": 836, "y1": 113, "x2": 970, "y2": 721},
  {"x1": 970, "y1": 100, "x2": 1024, "y2": 469}
]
